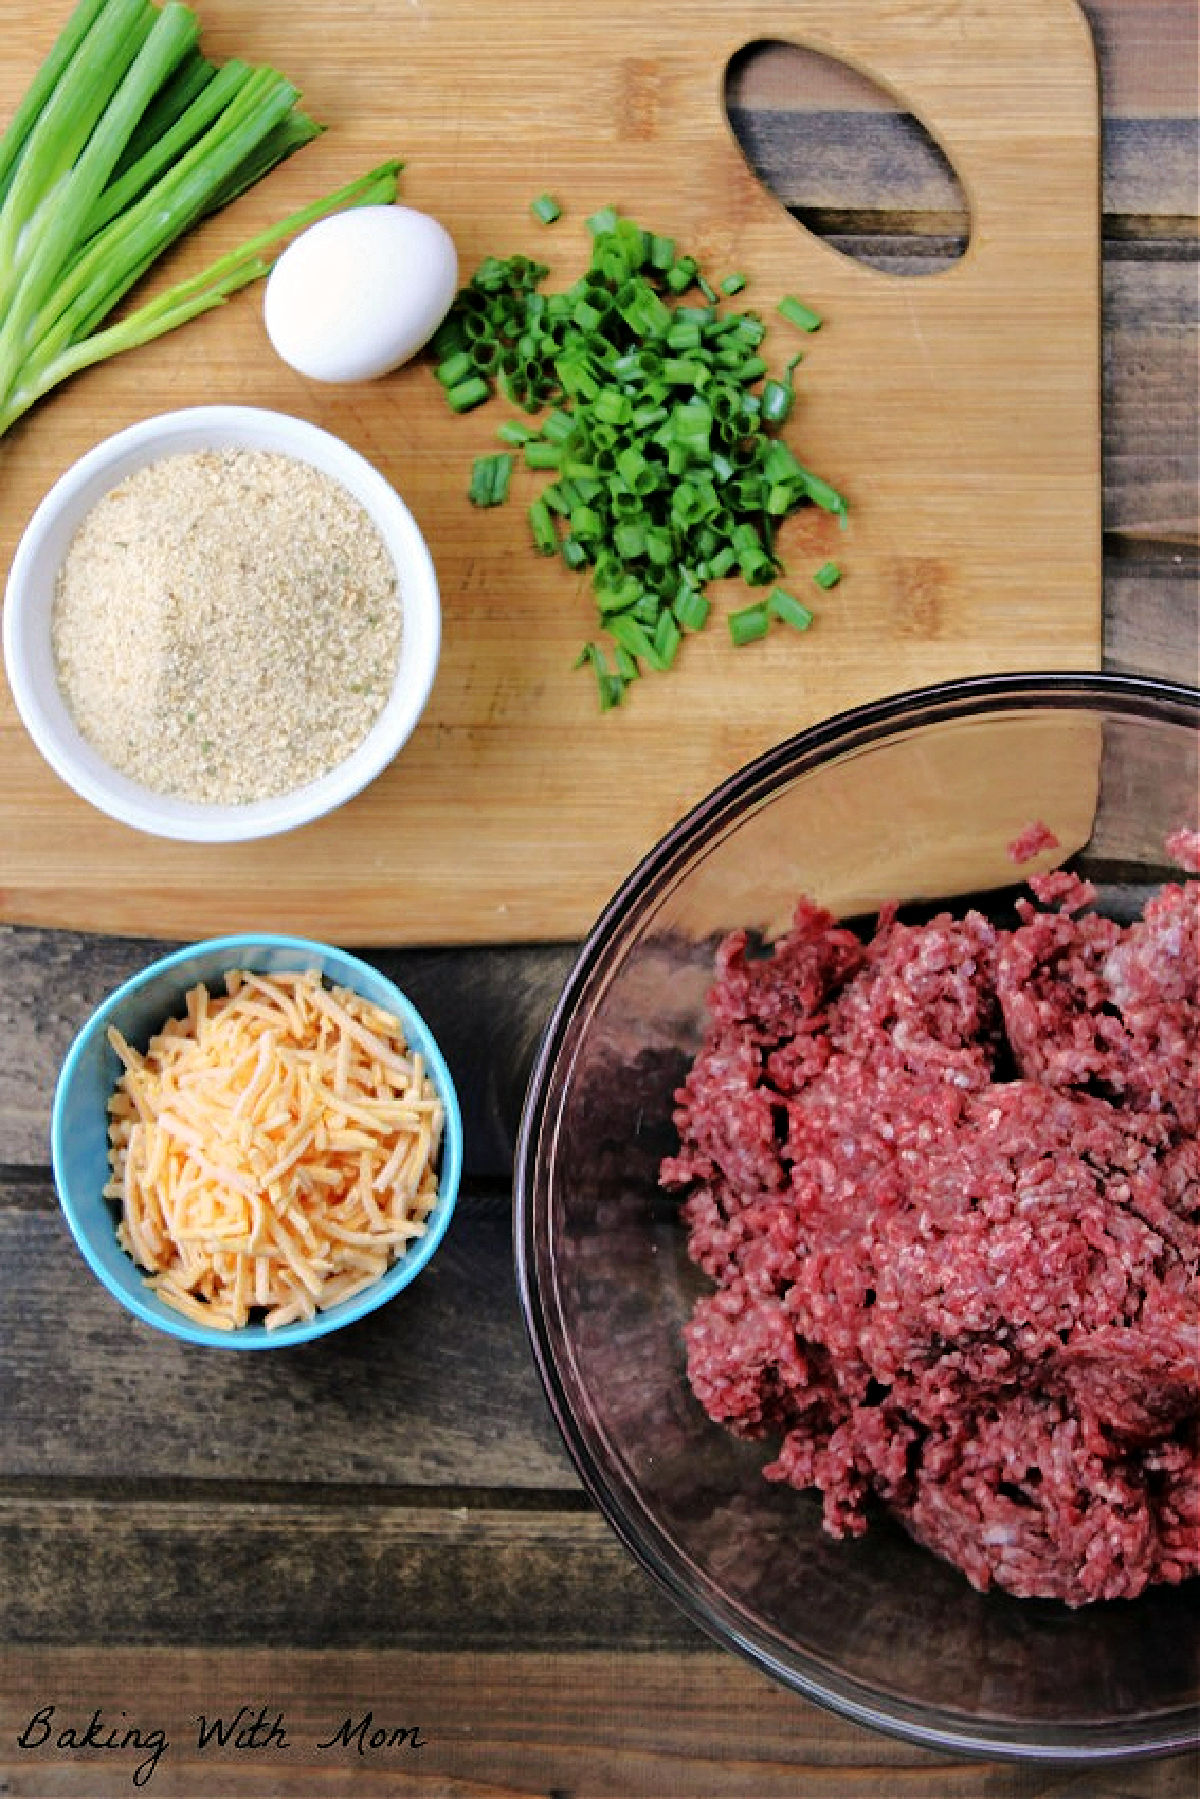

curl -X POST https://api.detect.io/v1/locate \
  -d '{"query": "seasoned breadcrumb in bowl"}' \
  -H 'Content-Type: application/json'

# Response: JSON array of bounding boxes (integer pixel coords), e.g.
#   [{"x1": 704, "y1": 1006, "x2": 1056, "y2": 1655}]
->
[
  {"x1": 52, "y1": 935, "x2": 462, "y2": 1348},
  {"x1": 3, "y1": 406, "x2": 440, "y2": 842},
  {"x1": 515, "y1": 672, "x2": 1200, "y2": 1763}
]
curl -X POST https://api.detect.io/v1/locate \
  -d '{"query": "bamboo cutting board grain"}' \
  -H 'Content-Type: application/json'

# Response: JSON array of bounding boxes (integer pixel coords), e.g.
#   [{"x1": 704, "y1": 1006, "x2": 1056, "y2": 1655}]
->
[{"x1": 0, "y1": 0, "x2": 1102, "y2": 943}]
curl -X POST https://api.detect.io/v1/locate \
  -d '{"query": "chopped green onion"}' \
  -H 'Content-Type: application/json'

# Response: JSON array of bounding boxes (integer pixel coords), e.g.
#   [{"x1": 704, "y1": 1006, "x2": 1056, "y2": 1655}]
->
[
  {"x1": 673, "y1": 585, "x2": 710, "y2": 632},
  {"x1": 613, "y1": 519, "x2": 645, "y2": 561},
  {"x1": 468, "y1": 452, "x2": 514, "y2": 507},
  {"x1": 615, "y1": 278, "x2": 671, "y2": 339},
  {"x1": 644, "y1": 523, "x2": 674, "y2": 567},
  {"x1": 570, "y1": 502, "x2": 602, "y2": 541},
  {"x1": 592, "y1": 386, "x2": 630, "y2": 426},
  {"x1": 523, "y1": 439, "x2": 562, "y2": 470},
  {"x1": 432, "y1": 207, "x2": 847, "y2": 704},
  {"x1": 557, "y1": 355, "x2": 600, "y2": 400},
  {"x1": 497, "y1": 417, "x2": 536, "y2": 446},
  {"x1": 762, "y1": 377, "x2": 793, "y2": 425},
  {"x1": 730, "y1": 313, "x2": 766, "y2": 348},
  {"x1": 778, "y1": 294, "x2": 823, "y2": 332},
  {"x1": 446, "y1": 374, "x2": 490, "y2": 412},
  {"x1": 720, "y1": 272, "x2": 746, "y2": 295},
  {"x1": 653, "y1": 609, "x2": 682, "y2": 667},
  {"x1": 596, "y1": 572, "x2": 639, "y2": 615},
  {"x1": 469, "y1": 339, "x2": 501, "y2": 372},
  {"x1": 528, "y1": 496, "x2": 557, "y2": 553},
  {"x1": 799, "y1": 468, "x2": 849, "y2": 517},
  {"x1": 436, "y1": 350, "x2": 474, "y2": 388},
  {"x1": 609, "y1": 613, "x2": 658, "y2": 665},
  {"x1": 739, "y1": 548, "x2": 776, "y2": 585},
  {"x1": 578, "y1": 642, "x2": 625, "y2": 710},
  {"x1": 768, "y1": 586, "x2": 815, "y2": 629},
  {"x1": 813, "y1": 559, "x2": 842, "y2": 589},
  {"x1": 728, "y1": 601, "x2": 770, "y2": 646},
  {"x1": 665, "y1": 255, "x2": 698, "y2": 293},
  {"x1": 666, "y1": 319, "x2": 702, "y2": 351},
  {"x1": 663, "y1": 356, "x2": 706, "y2": 385},
  {"x1": 540, "y1": 407, "x2": 577, "y2": 444},
  {"x1": 531, "y1": 192, "x2": 561, "y2": 224}
]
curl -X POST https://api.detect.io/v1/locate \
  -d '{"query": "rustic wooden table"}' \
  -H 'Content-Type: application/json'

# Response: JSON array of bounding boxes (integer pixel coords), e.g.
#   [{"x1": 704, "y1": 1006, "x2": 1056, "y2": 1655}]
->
[{"x1": 1, "y1": 2, "x2": 1197, "y2": 1794}]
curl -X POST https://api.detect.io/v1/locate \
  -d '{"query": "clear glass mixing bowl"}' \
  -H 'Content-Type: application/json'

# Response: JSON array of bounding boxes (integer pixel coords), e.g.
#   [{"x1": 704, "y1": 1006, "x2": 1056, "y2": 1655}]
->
[{"x1": 515, "y1": 672, "x2": 1200, "y2": 1763}]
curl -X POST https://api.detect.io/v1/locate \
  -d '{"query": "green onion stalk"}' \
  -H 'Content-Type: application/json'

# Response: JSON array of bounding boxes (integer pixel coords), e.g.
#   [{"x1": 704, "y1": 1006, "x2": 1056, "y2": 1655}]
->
[{"x1": 0, "y1": 0, "x2": 402, "y2": 439}]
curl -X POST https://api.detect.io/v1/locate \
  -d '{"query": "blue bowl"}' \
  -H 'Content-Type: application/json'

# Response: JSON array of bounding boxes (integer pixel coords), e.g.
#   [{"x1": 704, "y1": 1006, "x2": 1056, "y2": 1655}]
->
[{"x1": 51, "y1": 934, "x2": 463, "y2": 1349}]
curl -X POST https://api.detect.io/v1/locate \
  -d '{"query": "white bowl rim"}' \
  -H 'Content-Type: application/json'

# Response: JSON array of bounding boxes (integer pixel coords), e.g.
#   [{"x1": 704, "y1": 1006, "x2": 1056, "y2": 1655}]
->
[{"x1": 2, "y1": 405, "x2": 441, "y2": 842}]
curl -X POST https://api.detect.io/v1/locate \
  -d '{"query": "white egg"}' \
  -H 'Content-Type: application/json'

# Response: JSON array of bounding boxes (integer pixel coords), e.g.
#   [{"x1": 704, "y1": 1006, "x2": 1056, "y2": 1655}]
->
[{"x1": 263, "y1": 204, "x2": 459, "y2": 384}]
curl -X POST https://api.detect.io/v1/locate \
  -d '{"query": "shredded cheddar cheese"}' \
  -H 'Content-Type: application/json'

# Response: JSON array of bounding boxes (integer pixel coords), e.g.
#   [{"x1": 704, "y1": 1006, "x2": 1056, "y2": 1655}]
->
[{"x1": 105, "y1": 968, "x2": 445, "y2": 1330}]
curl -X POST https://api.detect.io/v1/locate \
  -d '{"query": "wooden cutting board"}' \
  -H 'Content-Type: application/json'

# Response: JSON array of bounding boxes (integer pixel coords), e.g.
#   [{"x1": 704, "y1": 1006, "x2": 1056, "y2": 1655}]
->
[{"x1": 0, "y1": 0, "x2": 1101, "y2": 944}]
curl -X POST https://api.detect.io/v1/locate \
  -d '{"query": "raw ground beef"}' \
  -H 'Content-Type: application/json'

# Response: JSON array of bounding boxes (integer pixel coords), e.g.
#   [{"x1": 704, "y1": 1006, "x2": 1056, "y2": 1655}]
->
[{"x1": 660, "y1": 844, "x2": 1200, "y2": 1605}]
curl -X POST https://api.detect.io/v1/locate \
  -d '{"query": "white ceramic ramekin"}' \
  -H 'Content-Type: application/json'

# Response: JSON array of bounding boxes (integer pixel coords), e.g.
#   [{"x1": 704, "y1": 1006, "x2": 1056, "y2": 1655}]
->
[{"x1": 3, "y1": 405, "x2": 441, "y2": 842}]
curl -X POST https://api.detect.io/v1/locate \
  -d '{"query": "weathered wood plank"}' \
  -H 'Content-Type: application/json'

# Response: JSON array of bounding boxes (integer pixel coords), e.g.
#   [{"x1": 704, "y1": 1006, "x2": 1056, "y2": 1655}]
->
[
  {"x1": 6, "y1": 1646, "x2": 1192, "y2": 1799},
  {"x1": 1061, "y1": 0, "x2": 1199, "y2": 120},
  {"x1": 0, "y1": 1200, "x2": 573, "y2": 1489},
  {"x1": 0, "y1": 1496, "x2": 687, "y2": 1649},
  {"x1": 1102, "y1": 255, "x2": 1199, "y2": 544},
  {"x1": 1105, "y1": 556, "x2": 1200, "y2": 682}
]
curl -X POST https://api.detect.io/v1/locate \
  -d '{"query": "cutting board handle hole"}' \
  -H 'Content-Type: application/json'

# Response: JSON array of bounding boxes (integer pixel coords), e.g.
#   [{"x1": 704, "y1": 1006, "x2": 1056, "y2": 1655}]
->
[{"x1": 725, "y1": 42, "x2": 971, "y2": 274}]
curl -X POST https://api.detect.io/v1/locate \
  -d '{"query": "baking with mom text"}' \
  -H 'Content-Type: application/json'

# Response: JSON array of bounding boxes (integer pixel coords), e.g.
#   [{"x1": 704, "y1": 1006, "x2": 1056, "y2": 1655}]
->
[{"x1": 15, "y1": 1701, "x2": 427, "y2": 1786}]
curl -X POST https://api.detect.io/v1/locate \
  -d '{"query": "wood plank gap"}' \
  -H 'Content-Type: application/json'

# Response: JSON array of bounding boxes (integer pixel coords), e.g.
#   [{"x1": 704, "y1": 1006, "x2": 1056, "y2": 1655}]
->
[
  {"x1": 0, "y1": 1164, "x2": 52, "y2": 1192},
  {"x1": 1102, "y1": 535, "x2": 1199, "y2": 573},
  {"x1": 0, "y1": 1473, "x2": 596, "y2": 1513},
  {"x1": 1105, "y1": 218, "x2": 1200, "y2": 246},
  {"x1": 1104, "y1": 236, "x2": 1199, "y2": 264},
  {"x1": 817, "y1": 229, "x2": 1197, "y2": 262},
  {"x1": 787, "y1": 209, "x2": 971, "y2": 240},
  {"x1": 806, "y1": 213, "x2": 1198, "y2": 246}
]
